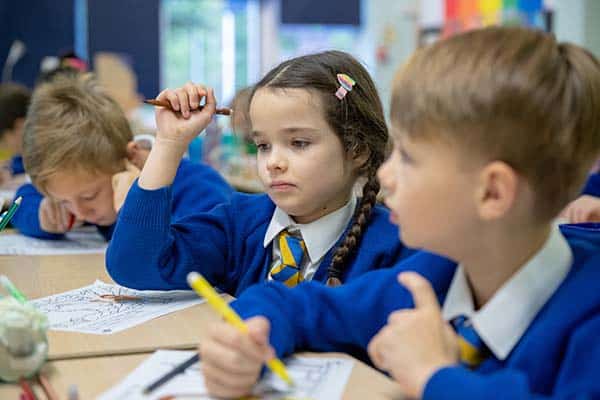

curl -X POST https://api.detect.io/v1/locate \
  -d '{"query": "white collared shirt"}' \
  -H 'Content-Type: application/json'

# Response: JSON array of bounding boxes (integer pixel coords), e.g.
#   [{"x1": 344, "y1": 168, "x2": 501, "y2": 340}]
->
[
  {"x1": 263, "y1": 196, "x2": 357, "y2": 281},
  {"x1": 442, "y1": 224, "x2": 573, "y2": 360}
]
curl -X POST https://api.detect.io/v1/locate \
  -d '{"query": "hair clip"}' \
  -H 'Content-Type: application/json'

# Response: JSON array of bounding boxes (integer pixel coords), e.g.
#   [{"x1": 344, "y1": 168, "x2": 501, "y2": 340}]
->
[{"x1": 335, "y1": 73, "x2": 356, "y2": 100}]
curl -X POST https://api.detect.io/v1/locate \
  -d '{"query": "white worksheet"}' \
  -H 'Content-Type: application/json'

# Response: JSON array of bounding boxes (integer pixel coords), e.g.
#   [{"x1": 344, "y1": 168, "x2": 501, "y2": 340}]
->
[
  {"x1": 98, "y1": 350, "x2": 354, "y2": 400},
  {"x1": 30, "y1": 281, "x2": 204, "y2": 334},
  {"x1": 0, "y1": 229, "x2": 107, "y2": 255}
]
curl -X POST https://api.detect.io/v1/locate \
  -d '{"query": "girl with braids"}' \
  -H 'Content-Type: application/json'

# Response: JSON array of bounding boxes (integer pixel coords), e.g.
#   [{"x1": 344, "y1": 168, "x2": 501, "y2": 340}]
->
[{"x1": 106, "y1": 50, "x2": 415, "y2": 293}]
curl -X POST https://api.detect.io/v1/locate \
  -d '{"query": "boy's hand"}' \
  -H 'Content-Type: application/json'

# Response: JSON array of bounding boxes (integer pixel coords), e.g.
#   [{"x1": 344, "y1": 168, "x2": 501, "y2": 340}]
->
[
  {"x1": 561, "y1": 195, "x2": 600, "y2": 223},
  {"x1": 39, "y1": 197, "x2": 75, "y2": 233},
  {"x1": 112, "y1": 161, "x2": 140, "y2": 212},
  {"x1": 198, "y1": 316, "x2": 274, "y2": 399},
  {"x1": 367, "y1": 272, "x2": 459, "y2": 399},
  {"x1": 154, "y1": 82, "x2": 217, "y2": 152}
]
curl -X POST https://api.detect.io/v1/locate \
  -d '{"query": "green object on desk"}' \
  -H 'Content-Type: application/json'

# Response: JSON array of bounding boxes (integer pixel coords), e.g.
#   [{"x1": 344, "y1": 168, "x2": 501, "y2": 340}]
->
[
  {"x1": 0, "y1": 275, "x2": 27, "y2": 304},
  {"x1": 0, "y1": 196, "x2": 21, "y2": 231}
]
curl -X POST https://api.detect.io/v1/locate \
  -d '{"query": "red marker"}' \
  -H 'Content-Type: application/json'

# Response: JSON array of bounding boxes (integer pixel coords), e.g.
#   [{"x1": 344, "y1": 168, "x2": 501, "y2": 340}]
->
[{"x1": 67, "y1": 214, "x2": 76, "y2": 231}]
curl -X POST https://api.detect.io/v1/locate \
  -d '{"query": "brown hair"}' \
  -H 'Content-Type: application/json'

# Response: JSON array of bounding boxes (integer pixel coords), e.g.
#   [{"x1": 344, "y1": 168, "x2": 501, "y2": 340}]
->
[
  {"x1": 0, "y1": 83, "x2": 30, "y2": 137},
  {"x1": 391, "y1": 26, "x2": 600, "y2": 221},
  {"x1": 23, "y1": 73, "x2": 132, "y2": 193},
  {"x1": 252, "y1": 50, "x2": 388, "y2": 286}
]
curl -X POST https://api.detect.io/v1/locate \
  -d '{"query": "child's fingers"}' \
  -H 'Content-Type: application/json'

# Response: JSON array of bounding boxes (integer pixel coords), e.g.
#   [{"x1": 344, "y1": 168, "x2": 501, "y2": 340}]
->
[
  {"x1": 211, "y1": 322, "x2": 269, "y2": 364},
  {"x1": 398, "y1": 272, "x2": 440, "y2": 311},
  {"x1": 574, "y1": 207, "x2": 586, "y2": 223},
  {"x1": 201, "y1": 361, "x2": 259, "y2": 391},
  {"x1": 202, "y1": 87, "x2": 217, "y2": 115},
  {"x1": 184, "y1": 82, "x2": 203, "y2": 109},
  {"x1": 566, "y1": 205, "x2": 577, "y2": 223},
  {"x1": 176, "y1": 89, "x2": 190, "y2": 118},
  {"x1": 39, "y1": 202, "x2": 56, "y2": 230},
  {"x1": 246, "y1": 316, "x2": 271, "y2": 346},
  {"x1": 367, "y1": 329, "x2": 387, "y2": 369},
  {"x1": 201, "y1": 338, "x2": 262, "y2": 375},
  {"x1": 57, "y1": 203, "x2": 71, "y2": 230},
  {"x1": 162, "y1": 89, "x2": 180, "y2": 112},
  {"x1": 203, "y1": 365, "x2": 254, "y2": 399},
  {"x1": 51, "y1": 201, "x2": 66, "y2": 231}
]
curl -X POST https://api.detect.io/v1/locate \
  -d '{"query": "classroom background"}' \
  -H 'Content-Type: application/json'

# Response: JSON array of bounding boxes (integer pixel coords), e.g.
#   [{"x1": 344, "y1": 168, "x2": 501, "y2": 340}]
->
[{"x1": 1, "y1": 0, "x2": 599, "y2": 191}]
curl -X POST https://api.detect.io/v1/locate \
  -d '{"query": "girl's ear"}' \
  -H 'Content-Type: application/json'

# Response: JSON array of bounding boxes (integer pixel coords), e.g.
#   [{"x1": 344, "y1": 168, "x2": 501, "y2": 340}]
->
[
  {"x1": 475, "y1": 161, "x2": 519, "y2": 220},
  {"x1": 349, "y1": 143, "x2": 371, "y2": 172}
]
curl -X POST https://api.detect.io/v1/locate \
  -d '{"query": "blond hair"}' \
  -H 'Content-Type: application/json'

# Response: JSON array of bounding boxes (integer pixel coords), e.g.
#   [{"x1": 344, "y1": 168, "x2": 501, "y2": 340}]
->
[
  {"x1": 391, "y1": 27, "x2": 600, "y2": 221},
  {"x1": 23, "y1": 73, "x2": 132, "y2": 193}
]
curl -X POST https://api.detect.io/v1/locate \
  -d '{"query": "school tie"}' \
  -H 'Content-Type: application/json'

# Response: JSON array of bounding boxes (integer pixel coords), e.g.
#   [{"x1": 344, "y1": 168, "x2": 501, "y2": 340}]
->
[
  {"x1": 451, "y1": 315, "x2": 489, "y2": 368},
  {"x1": 269, "y1": 230, "x2": 307, "y2": 287}
]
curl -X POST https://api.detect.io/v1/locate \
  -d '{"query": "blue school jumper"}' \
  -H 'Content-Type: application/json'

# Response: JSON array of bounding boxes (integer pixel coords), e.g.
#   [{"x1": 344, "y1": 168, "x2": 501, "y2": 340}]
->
[
  {"x1": 231, "y1": 224, "x2": 600, "y2": 399},
  {"x1": 9, "y1": 155, "x2": 24, "y2": 175},
  {"x1": 106, "y1": 182, "x2": 415, "y2": 296},
  {"x1": 11, "y1": 158, "x2": 232, "y2": 241},
  {"x1": 582, "y1": 171, "x2": 600, "y2": 197}
]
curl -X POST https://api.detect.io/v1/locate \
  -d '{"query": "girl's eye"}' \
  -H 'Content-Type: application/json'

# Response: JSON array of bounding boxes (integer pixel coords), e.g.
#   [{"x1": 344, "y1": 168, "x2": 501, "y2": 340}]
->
[
  {"x1": 292, "y1": 140, "x2": 310, "y2": 149},
  {"x1": 256, "y1": 143, "x2": 270, "y2": 152}
]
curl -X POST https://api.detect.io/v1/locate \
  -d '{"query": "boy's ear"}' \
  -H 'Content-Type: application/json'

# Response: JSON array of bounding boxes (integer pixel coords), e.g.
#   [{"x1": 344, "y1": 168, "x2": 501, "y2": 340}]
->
[
  {"x1": 125, "y1": 141, "x2": 150, "y2": 170},
  {"x1": 475, "y1": 161, "x2": 518, "y2": 220}
]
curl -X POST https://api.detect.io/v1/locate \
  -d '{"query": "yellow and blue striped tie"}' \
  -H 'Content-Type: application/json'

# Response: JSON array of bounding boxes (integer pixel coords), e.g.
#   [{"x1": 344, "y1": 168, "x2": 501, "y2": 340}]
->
[
  {"x1": 269, "y1": 230, "x2": 307, "y2": 287},
  {"x1": 452, "y1": 315, "x2": 490, "y2": 368}
]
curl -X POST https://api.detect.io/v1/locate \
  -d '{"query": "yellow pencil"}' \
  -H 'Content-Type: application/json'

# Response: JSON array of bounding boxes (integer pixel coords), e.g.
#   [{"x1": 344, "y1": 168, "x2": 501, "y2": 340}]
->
[{"x1": 187, "y1": 272, "x2": 294, "y2": 387}]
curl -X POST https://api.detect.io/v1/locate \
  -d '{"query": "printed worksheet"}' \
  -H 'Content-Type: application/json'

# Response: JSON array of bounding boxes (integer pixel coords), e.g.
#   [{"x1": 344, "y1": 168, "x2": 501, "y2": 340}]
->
[
  {"x1": 30, "y1": 281, "x2": 204, "y2": 334},
  {"x1": 0, "y1": 229, "x2": 107, "y2": 255},
  {"x1": 98, "y1": 350, "x2": 354, "y2": 400}
]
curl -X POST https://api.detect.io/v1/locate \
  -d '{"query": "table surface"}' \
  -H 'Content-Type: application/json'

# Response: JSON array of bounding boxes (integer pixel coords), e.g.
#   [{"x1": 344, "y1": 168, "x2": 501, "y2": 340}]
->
[
  {"x1": 0, "y1": 253, "x2": 403, "y2": 399},
  {"x1": 1, "y1": 254, "x2": 224, "y2": 360}
]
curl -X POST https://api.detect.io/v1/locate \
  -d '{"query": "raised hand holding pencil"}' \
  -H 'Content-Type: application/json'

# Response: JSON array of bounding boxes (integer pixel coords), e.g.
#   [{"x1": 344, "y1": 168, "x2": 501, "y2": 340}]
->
[
  {"x1": 187, "y1": 272, "x2": 294, "y2": 388},
  {"x1": 138, "y1": 83, "x2": 217, "y2": 191}
]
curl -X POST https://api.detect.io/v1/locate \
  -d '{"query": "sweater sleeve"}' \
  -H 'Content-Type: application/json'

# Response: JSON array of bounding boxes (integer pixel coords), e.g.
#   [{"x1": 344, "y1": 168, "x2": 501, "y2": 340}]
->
[
  {"x1": 170, "y1": 160, "x2": 233, "y2": 221},
  {"x1": 231, "y1": 252, "x2": 456, "y2": 361},
  {"x1": 106, "y1": 179, "x2": 233, "y2": 291},
  {"x1": 581, "y1": 172, "x2": 600, "y2": 197},
  {"x1": 10, "y1": 183, "x2": 65, "y2": 240},
  {"x1": 423, "y1": 315, "x2": 600, "y2": 400}
]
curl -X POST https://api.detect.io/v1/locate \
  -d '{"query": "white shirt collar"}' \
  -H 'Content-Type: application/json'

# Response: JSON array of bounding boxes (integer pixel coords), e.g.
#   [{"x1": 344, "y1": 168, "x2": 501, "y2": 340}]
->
[
  {"x1": 263, "y1": 196, "x2": 357, "y2": 263},
  {"x1": 442, "y1": 224, "x2": 573, "y2": 360}
]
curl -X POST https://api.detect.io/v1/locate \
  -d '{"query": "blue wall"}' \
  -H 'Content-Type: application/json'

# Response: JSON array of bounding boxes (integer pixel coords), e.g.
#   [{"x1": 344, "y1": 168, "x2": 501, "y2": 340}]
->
[
  {"x1": 0, "y1": 0, "x2": 74, "y2": 88},
  {"x1": 87, "y1": 0, "x2": 160, "y2": 98}
]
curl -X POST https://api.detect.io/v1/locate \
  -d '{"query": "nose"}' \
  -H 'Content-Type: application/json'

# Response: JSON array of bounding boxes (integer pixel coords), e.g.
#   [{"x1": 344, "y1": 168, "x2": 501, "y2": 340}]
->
[
  {"x1": 69, "y1": 201, "x2": 95, "y2": 221},
  {"x1": 266, "y1": 147, "x2": 288, "y2": 173}
]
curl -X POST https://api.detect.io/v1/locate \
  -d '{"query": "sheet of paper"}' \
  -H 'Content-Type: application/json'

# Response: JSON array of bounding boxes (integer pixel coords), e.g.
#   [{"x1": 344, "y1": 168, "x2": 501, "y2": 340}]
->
[
  {"x1": 98, "y1": 350, "x2": 354, "y2": 400},
  {"x1": 0, "y1": 229, "x2": 107, "y2": 255},
  {"x1": 30, "y1": 281, "x2": 204, "y2": 334}
]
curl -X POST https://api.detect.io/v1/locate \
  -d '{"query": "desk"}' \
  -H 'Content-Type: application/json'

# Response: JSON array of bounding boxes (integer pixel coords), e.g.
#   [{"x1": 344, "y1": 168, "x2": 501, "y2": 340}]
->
[
  {"x1": 0, "y1": 253, "x2": 402, "y2": 399},
  {"x1": 0, "y1": 254, "x2": 224, "y2": 360},
  {"x1": 0, "y1": 352, "x2": 403, "y2": 399}
]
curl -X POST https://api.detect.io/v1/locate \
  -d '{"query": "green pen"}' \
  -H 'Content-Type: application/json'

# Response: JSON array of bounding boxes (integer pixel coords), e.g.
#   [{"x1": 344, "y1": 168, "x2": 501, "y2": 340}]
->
[
  {"x1": 0, "y1": 275, "x2": 27, "y2": 303},
  {"x1": 0, "y1": 196, "x2": 22, "y2": 231}
]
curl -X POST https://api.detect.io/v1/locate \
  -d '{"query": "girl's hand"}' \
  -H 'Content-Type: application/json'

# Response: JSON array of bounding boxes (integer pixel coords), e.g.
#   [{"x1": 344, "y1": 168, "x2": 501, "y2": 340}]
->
[
  {"x1": 198, "y1": 316, "x2": 274, "y2": 399},
  {"x1": 112, "y1": 160, "x2": 140, "y2": 212},
  {"x1": 39, "y1": 197, "x2": 75, "y2": 233},
  {"x1": 154, "y1": 82, "x2": 216, "y2": 153},
  {"x1": 561, "y1": 195, "x2": 600, "y2": 223},
  {"x1": 367, "y1": 272, "x2": 459, "y2": 399}
]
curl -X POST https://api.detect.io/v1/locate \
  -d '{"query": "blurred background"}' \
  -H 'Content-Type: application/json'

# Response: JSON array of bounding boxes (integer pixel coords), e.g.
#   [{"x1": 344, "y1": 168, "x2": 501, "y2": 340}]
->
[{"x1": 1, "y1": 0, "x2": 599, "y2": 191}]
